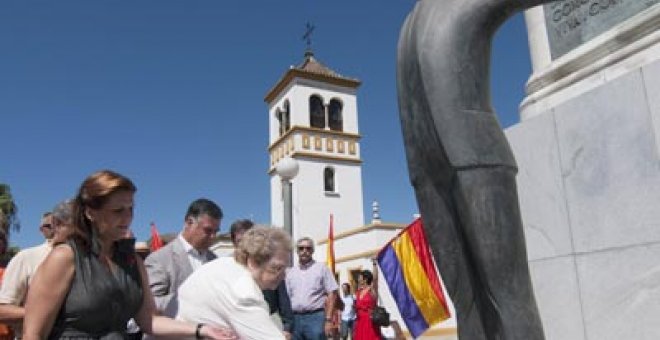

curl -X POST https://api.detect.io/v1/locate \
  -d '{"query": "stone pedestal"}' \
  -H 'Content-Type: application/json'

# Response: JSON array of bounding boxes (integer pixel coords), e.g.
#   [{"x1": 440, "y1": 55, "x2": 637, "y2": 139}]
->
[{"x1": 508, "y1": 3, "x2": 660, "y2": 339}]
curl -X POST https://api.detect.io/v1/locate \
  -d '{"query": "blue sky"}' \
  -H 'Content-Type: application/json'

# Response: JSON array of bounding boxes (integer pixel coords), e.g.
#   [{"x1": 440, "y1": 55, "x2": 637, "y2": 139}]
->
[{"x1": 1, "y1": 1, "x2": 534, "y2": 248}]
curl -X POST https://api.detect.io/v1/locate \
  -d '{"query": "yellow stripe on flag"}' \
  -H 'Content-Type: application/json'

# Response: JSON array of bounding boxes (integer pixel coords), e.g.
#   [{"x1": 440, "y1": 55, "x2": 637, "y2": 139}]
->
[{"x1": 392, "y1": 232, "x2": 447, "y2": 325}]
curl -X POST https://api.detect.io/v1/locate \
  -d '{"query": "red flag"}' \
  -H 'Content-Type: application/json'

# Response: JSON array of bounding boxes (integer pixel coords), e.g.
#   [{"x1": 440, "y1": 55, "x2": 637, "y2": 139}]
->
[
  {"x1": 150, "y1": 222, "x2": 163, "y2": 251},
  {"x1": 326, "y1": 214, "x2": 335, "y2": 274}
]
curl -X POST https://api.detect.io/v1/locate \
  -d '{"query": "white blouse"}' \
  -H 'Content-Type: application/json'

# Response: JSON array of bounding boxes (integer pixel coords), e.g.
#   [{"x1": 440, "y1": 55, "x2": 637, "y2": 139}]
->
[{"x1": 174, "y1": 257, "x2": 285, "y2": 340}]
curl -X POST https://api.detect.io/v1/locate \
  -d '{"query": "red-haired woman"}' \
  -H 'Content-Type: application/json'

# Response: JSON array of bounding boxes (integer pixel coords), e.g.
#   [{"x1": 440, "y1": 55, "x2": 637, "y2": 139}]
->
[{"x1": 22, "y1": 170, "x2": 236, "y2": 340}]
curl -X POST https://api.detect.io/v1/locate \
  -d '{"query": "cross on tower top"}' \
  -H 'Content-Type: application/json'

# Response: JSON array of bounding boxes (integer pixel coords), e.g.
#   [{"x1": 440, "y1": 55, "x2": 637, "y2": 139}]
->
[{"x1": 302, "y1": 22, "x2": 315, "y2": 55}]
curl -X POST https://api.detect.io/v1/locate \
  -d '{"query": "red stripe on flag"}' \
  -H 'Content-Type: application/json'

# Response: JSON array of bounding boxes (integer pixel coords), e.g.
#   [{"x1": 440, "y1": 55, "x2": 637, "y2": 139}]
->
[{"x1": 408, "y1": 218, "x2": 450, "y2": 314}]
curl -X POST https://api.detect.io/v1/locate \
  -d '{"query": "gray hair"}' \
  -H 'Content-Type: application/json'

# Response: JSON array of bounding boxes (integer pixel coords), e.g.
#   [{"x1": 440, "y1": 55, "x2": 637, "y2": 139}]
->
[
  {"x1": 51, "y1": 199, "x2": 74, "y2": 223},
  {"x1": 234, "y1": 226, "x2": 292, "y2": 266}
]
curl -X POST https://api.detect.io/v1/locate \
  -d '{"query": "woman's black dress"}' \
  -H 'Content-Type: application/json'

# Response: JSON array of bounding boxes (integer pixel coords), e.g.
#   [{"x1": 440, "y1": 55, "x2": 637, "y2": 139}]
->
[{"x1": 48, "y1": 237, "x2": 143, "y2": 340}]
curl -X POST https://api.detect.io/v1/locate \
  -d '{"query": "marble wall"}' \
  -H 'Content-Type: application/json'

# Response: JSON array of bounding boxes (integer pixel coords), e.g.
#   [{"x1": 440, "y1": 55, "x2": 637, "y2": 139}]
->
[{"x1": 506, "y1": 58, "x2": 660, "y2": 340}]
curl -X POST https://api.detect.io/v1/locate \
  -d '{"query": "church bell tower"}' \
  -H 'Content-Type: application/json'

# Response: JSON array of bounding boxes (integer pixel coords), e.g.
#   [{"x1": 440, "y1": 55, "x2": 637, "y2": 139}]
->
[{"x1": 264, "y1": 50, "x2": 365, "y2": 243}]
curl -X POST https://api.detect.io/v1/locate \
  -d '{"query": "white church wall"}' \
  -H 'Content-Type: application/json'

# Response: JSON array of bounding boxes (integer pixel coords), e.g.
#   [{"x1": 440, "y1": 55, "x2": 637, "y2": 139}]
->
[
  {"x1": 284, "y1": 79, "x2": 360, "y2": 134},
  {"x1": 267, "y1": 82, "x2": 294, "y2": 144},
  {"x1": 270, "y1": 175, "x2": 285, "y2": 229},
  {"x1": 291, "y1": 158, "x2": 364, "y2": 242},
  {"x1": 332, "y1": 231, "x2": 395, "y2": 257}
]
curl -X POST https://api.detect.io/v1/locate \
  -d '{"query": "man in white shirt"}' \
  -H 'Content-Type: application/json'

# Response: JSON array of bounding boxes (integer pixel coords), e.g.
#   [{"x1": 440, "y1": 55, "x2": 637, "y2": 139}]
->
[
  {"x1": 0, "y1": 200, "x2": 73, "y2": 336},
  {"x1": 286, "y1": 237, "x2": 339, "y2": 339},
  {"x1": 145, "y1": 198, "x2": 222, "y2": 316},
  {"x1": 339, "y1": 283, "x2": 355, "y2": 340}
]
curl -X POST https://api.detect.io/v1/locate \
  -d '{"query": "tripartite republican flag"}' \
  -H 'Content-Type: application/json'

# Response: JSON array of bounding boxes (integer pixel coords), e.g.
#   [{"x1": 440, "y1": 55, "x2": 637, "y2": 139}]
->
[
  {"x1": 376, "y1": 218, "x2": 451, "y2": 338},
  {"x1": 150, "y1": 222, "x2": 164, "y2": 252},
  {"x1": 326, "y1": 214, "x2": 335, "y2": 274}
]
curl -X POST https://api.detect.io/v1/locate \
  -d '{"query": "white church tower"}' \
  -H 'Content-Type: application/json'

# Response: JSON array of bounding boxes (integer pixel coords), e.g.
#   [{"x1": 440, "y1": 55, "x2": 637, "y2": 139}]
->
[
  {"x1": 264, "y1": 50, "x2": 365, "y2": 243},
  {"x1": 261, "y1": 47, "x2": 456, "y2": 340}
]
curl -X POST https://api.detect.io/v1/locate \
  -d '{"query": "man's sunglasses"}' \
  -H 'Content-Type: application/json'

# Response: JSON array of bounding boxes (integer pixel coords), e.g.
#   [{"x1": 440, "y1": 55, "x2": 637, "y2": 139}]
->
[
  {"x1": 41, "y1": 224, "x2": 52, "y2": 229},
  {"x1": 297, "y1": 246, "x2": 313, "y2": 252}
]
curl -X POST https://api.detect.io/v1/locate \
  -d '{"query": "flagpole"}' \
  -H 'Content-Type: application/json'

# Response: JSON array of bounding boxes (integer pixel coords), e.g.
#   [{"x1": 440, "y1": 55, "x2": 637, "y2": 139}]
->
[{"x1": 326, "y1": 214, "x2": 335, "y2": 274}]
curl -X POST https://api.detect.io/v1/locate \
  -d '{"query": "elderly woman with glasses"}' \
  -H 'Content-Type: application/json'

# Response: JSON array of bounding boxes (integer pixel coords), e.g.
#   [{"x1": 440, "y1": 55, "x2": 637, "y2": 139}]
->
[{"x1": 174, "y1": 226, "x2": 292, "y2": 340}]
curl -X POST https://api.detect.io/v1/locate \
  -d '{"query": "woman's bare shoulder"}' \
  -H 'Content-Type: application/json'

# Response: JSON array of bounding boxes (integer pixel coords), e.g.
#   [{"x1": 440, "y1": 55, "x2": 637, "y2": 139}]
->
[{"x1": 46, "y1": 243, "x2": 75, "y2": 264}]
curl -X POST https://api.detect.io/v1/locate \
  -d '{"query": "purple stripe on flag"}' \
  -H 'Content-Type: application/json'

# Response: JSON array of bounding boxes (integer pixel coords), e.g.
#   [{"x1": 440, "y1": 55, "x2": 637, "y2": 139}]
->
[{"x1": 378, "y1": 245, "x2": 429, "y2": 338}]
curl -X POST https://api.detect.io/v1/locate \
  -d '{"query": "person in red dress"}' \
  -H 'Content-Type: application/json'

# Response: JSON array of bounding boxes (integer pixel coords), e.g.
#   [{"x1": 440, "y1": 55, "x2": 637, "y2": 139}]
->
[{"x1": 353, "y1": 259, "x2": 383, "y2": 340}]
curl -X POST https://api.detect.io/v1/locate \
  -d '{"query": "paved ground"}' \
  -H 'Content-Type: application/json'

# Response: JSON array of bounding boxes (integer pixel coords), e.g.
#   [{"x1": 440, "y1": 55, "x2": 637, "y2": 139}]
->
[
  {"x1": 417, "y1": 335, "x2": 457, "y2": 340},
  {"x1": 384, "y1": 331, "x2": 457, "y2": 339}
]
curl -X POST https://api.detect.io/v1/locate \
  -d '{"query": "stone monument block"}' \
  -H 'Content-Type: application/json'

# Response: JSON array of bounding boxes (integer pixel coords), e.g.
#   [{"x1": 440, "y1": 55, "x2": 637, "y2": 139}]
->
[
  {"x1": 644, "y1": 60, "x2": 660, "y2": 147},
  {"x1": 577, "y1": 243, "x2": 660, "y2": 340},
  {"x1": 506, "y1": 113, "x2": 572, "y2": 261},
  {"x1": 544, "y1": 0, "x2": 660, "y2": 59},
  {"x1": 528, "y1": 257, "x2": 585, "y2": 340},
  {"x1": 553, "y1": 68, "x2": 660, "y2": 253},
  {"x1": 509, "y1": 2, "x2": 660, "y2": 339}
]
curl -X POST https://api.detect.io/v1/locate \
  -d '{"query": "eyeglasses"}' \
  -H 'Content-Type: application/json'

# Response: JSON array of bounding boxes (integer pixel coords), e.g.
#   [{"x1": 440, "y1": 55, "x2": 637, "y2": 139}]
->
[
  {"x1": 41, "y1": 224, "x2": 52, "y2": 229},
  {"x1": 297, "y1": 246, "x2": 313, "y2": 252},
  {"x1": 265, "y1": 263, "x2": 287, "y2": 275}
]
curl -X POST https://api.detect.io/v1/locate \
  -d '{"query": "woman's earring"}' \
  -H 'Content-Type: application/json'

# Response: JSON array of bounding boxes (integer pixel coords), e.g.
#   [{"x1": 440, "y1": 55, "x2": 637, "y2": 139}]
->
[{"x1": 84, "y1": 208, "x2": 94, "y2": 222}]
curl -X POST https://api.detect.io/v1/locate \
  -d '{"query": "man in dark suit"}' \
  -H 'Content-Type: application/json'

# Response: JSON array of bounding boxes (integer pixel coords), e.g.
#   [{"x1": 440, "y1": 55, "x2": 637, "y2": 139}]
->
[{"x1": 145, "y1": 198, "x2": 222, "y2": 316}]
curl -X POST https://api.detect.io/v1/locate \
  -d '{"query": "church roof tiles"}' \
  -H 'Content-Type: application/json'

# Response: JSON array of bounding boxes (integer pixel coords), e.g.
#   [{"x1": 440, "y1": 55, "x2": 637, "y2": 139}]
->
[{"x1": 264, "y1": 50, "x2": 361, "y2": 103}]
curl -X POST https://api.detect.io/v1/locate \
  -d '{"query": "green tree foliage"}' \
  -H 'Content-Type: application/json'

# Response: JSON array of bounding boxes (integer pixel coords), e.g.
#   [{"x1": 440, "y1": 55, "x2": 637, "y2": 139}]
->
[
  {"x1": 0, "y1": 183, "x2": 20, "y2": 238},
  {"x1": 0, "y1": 246, "x2": 20, "y2": 267}
]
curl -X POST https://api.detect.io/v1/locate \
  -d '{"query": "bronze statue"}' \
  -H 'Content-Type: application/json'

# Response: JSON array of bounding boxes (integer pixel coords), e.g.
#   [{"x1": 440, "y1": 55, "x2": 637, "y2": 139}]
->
[{"x1": 396, "y1": 0, "x2": 557, "y2": 339}]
